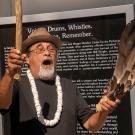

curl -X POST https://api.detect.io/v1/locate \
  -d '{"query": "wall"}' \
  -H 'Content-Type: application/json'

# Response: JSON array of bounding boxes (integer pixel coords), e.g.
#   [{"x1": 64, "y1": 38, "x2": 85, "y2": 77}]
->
[
  {"x1": 0, "y1": 0, "x2": 11, "y2": 17},
  {"x1": 0, "y1": 0, "x2": 134, "y2": 17},
  {"x1": 12, "y1": 0, "x2": 133, "y2": 15}
]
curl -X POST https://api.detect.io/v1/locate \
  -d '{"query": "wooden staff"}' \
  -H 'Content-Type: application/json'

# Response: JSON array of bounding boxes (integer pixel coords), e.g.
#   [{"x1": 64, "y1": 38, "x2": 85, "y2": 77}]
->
[{"x1": 14, "y1": 0, "x2": 22, "y2": 80}]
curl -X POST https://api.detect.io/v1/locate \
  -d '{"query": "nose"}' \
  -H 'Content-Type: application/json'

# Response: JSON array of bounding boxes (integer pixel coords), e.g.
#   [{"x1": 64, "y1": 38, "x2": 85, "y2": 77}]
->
[{"x1": 43, "y1": 49, "x2": 50, "y2": 56}]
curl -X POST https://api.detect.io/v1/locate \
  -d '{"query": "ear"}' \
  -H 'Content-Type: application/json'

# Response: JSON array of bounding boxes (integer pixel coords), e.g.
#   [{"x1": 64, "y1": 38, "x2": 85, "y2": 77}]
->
[{"x1": 25, "y1": 56, "x2": 30, "y2": 65}]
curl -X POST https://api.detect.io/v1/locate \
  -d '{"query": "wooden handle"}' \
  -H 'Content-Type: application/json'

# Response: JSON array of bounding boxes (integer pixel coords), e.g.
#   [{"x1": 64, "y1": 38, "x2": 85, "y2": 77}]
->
[{"x1": 14, "y1": 0, "x2": 22, "y2": 80}]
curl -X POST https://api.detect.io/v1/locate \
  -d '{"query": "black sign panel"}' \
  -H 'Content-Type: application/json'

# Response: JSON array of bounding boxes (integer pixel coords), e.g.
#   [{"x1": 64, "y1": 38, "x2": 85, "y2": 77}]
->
[{"x1": 0, "y1": 13, "x2": 133, "y2": 135}]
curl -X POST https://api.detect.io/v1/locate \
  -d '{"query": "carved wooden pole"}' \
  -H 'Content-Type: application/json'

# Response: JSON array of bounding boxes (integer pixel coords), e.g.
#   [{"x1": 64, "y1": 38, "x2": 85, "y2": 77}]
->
[{"x1": 14, "y1": 0, "x2": 22, "y2": 80}]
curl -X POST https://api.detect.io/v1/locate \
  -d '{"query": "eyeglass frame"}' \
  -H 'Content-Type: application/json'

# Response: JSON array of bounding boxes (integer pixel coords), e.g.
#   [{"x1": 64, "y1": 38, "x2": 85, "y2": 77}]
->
[{"x1": 28, "y1": 43, "x2": 57, "y2": 54}]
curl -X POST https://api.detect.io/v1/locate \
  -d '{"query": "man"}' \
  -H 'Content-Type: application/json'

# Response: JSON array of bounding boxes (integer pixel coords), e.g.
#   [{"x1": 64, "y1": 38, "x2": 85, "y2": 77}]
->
[{"x1": 0, "y1": 28, "x2": 120, "y2": 135}]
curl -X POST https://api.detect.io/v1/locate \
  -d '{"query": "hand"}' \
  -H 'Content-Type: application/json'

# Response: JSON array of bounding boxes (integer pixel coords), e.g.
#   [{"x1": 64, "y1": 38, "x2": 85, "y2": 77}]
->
[
  {"x1": 96, "y1": 95, "x2": 120, "y2": 113},
  {"x1": 7, "y1": 48, "x2": 26, "y2": 77}
]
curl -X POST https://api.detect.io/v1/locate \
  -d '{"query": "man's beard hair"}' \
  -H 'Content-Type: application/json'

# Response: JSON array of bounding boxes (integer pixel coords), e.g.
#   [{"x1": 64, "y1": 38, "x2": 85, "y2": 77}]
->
[{"x1": 38, "y1": 64, "x2": 56, "y2": 80}]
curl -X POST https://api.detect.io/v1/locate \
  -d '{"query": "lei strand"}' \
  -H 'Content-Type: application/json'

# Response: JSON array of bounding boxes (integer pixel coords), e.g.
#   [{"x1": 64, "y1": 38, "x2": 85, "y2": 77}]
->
[{"x1": 27, "y1": 70, "x2": 63, "y2": 126}]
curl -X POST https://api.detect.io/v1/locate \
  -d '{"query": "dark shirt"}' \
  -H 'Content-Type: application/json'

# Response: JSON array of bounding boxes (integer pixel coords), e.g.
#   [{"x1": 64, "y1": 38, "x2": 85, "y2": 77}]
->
[{"x1": 0, "y1": 76, "x2": 93, "y2": 135}]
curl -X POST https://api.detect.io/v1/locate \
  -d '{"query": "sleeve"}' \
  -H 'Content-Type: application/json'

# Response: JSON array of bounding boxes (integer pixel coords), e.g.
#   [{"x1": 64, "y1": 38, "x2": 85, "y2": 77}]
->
[
  {"x1": 76, "y1": 88, "x2": 94, "y2": 125},
  {"x1": 0, "y1": 80, "x2": 19, "y2": 115}
]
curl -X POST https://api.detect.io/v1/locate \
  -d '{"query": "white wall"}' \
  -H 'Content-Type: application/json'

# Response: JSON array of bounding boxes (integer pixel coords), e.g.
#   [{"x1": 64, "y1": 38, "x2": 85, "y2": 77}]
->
[
  {"x1": 12, "y1": 0, "x2": 133, "y2": 15},
  {"x1": 0, "y1": 0, "x2": 11, "y2": 17},
  {"x1": 0, "y1": 0, "x2": 134, "y2": 17}
]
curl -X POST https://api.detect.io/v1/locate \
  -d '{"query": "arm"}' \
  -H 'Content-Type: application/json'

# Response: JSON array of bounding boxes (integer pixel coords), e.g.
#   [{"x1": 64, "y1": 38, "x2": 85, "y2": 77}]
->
[
  {"x1": 83, "y1": 96, "x2": 120, "y2": 132},
  {"x1": 0, "y1": 70, "x2": 14, "y2": 109},
  {"x1": 0, "y1": 49, "x2": 25, "y2": 109}
]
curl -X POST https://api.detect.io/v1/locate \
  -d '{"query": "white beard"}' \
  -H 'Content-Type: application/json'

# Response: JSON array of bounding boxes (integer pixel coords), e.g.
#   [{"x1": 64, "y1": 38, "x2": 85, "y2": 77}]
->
[{"x1": 38, "y1": 64, "x2": 55, "y2": 80}]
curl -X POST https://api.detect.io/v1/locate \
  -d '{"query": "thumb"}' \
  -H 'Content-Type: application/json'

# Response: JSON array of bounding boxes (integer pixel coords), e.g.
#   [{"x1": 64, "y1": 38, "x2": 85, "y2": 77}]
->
[{"x1": 103, "y1": 89, "x2": 109, "y2": 95}]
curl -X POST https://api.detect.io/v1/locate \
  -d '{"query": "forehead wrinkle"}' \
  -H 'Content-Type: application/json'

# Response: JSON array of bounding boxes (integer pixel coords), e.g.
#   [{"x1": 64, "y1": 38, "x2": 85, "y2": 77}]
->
[{"x1": 31, "y1": 42, "x2": 56, "y2": 49}]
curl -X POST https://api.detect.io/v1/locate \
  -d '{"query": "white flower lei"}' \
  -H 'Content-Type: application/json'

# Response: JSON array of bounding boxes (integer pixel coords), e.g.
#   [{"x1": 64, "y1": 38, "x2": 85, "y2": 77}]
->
[{"x1": 27, "y1": 69, "x2": 63, "y2": 126}]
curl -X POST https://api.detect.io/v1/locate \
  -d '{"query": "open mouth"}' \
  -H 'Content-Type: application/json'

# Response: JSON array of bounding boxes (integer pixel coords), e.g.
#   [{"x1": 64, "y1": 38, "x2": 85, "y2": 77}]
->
[{"x1": 42, "y1": 58, "x2": 53, "y2": 66}]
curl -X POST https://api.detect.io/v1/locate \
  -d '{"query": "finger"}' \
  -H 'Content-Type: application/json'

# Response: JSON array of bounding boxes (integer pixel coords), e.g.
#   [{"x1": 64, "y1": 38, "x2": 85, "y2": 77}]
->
[
  {"x1": 8, "y1": 63, "x2": 22, "y2": 76},
  {"x1": 8, "y1": 53, "x2": 21, "y2": 60},
  {"x1": 101, "y1": 101, "x2": 113, "y2": 110},
  {"x1": 101, "y1": 96, "x2": 118, "y2": 108},
  {"x1": 8, "y1": 52, "x2": 26, "y2": 62},
  {"x1": 115, "y1": 98, "x2": 121, "y2": 104},
  {"x1": 8, "y1": 49, "x2": 22, "y2": 60},
  {"x1": 103, "y1": 89, "x2": 108, "y2": 95},
  {"x1": 9, "y1": 63, "x2": 22, "y2": 69},
  {"x1": 21, "y1": 54, "x2": 27, "y2": 60},
  {"x1": 107, "y1": 102, "x2": 119, "y2": 111},
  {"x1": 100, "y1": 104, "x2": 109, "y2": 112},
  {"x1": 8, "y1": 59, "x2": 23, "y2": 66},
  {"x1": 10, "y1": 48, "x2": 21, "y2": 55},
  {"x1": 100, "y1": 101, "x2": 116, "y2": 113}
]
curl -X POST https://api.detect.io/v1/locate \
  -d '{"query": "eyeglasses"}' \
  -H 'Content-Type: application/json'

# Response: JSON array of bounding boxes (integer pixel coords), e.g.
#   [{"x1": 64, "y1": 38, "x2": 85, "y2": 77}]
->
[{"x1": 29, "y1": 44, "x2": 56, "y2": 54}]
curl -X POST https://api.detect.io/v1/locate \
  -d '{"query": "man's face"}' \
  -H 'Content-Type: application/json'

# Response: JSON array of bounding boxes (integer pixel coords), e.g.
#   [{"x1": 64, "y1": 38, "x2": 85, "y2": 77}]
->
[{"x1": 26, "y1": 42, "x2": 57, "y2": 80}]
